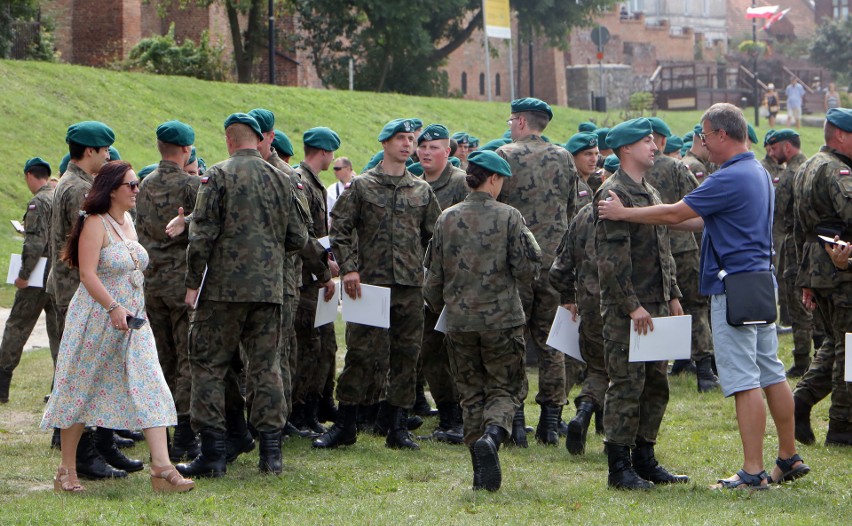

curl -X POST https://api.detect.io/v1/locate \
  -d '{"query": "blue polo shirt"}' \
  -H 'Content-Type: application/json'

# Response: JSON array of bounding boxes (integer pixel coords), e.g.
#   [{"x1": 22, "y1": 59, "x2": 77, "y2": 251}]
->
[{"x1": 682, "y1": 151, "x2": 775, "y2": 296}]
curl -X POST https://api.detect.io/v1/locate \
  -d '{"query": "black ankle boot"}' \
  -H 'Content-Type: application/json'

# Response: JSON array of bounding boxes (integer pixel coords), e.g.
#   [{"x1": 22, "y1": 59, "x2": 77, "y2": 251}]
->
[
  {"x1": 606, "y1": 444, "x2": 654, "y2": 490},
  {"x1": 76, "y1": 429, "x2": 128, "y2": 480},
  {"x1": 313, "y1": 403, "x2": 358, "y2": 449},
  {"x1": 258, "y1": 430, "x2": 283, "y2": 474},
  {"x1": 510, "y1": 407, "x2": 528, "y2": 448},
  {"x1": 825, "y1": 419, "x2": 852, "y2": 447},
  {"x1": 317, "y1": 392, "x2": 338, "y2": 423},
  {"x1": 304, "y1": 394, "x2": 327, "y2": 434},
  {"x1": 386, "y1": 406, "x2": 420, "y2": 450},
  {"x1": 432, "y1": 402, "x2": 464, "y2": 444},
  {"x1": 669, "y1": 359, "x2": 695, "y2": 376},
  {"x1": 93, "y1": 427, "x2": 143, "y2": 473},
  {"x1": 413, "y1": 382, "x2": 437, "y2": 417},
  {"x1": 51, "y1": 427, "x2": 61, "y2": 450},
  {"x1": 225, "y1": 410, "x2": 255, "y2": 463},
  {"x1": 474, "y1": 425, "x2": 506, "y2": 491},
  {"x1": 794, "y1": 396, "x2": 815, "y2": 445},
  {"x1": 170, "y1": 416, "x2": 200, "y2": 461},
  {"x1": 115, "y1": 429, "x2": 145, "y2": 442},
  {"x1": 535, "y1": 404, "x2": 561, "y2": 446},
  {"x1": 696, "y1": 357, "x2": 721, "y2": 393},
  {"x1": 566, "y1": 401, "x2": 595, "y2": 455},
  {"x1": 0, "y1": 369, "x2": 12, "y2": 403},
  {"x1": 112, "y1": 432, "x2": 135, "y2": 449},
  {"x1": 469, "y1": 445, "x2": 483, "y2": 490},
  {"x1": 372, "y1": 401, "x2": 393, "y2": 436},
  {"x1": 631, "y1": 440, "x2": 688, "y2": 484},
  {"x1": 177, "y1": 428, "x2": 227, "y2": 478}
]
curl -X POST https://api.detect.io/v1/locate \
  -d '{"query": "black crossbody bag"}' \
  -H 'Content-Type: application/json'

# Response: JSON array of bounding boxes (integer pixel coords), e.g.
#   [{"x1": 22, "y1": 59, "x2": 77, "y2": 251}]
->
[{"x1": 707, "y1": 169, "x2": 777, "y2": 326}]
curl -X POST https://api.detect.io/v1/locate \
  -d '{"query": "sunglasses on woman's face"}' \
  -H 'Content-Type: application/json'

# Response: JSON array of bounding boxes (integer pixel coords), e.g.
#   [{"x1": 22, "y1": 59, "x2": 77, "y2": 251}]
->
[{"x1": 119, "y1": 181, "x2": 140, "y2": 190}]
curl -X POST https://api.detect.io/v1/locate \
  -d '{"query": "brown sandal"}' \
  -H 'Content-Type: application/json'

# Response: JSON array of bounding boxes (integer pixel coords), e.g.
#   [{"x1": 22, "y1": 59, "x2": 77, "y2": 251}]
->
[
  {"x1": 150, "y1": 464, "x2": 195, "y2": 493},
  {"x1": 54, "y1": 466, "x2": 86, "y2": 493}
]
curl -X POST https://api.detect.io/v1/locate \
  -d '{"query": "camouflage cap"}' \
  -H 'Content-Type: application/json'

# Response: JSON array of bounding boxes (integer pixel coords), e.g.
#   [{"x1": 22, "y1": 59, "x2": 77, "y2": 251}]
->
[
  {"x1": 647, "y1": 117, "x2": 672, "y2": 138},
  {"x1": 378, "y1": 118, "x2": 418, "y2": 141},
  {"x1": 603, "y1": 153, "x2": 620, "y2": 173},
  {"x1": 578, "y1": 121, "x2": 597, "y2": 133},
  {"x1": 417, "y1": 124, "x2": 450, "y2": 144},
  {"x1": 248, "y1": 108, "x2": 275, "y2": 133},
  {"x1": 407, "y1": 162, "x2": 424, "y2": 176},
  {"x1": 24, "y1": 157, "x2": 51, "y2": 175},
  {"x1": 66, "y1": 121, "x2": 115, "y2": 148},
  {"x1": 594, "y1": 127, "x2": 611, "y2": 149},
  {"x1": 826, "y1": 108, "x2": 852, "y2": 132},
  {"x1": 467, "y1": 150, "x2": 512, "y2": 177},
  {"x1": 747, "y1": 124, "x2": 759, "y2": 144},
  {"x1": 156, "y1": 120, "x2": 196, "y2": 146},
  {"x1": 59, "y1": 153, "x2": 70, "y2": 175},
  {"x1": 272, "y1": 129, "x2": 294, "y2": 157},
  {"x1": 606, "y1": 118, "x2": 653, "y2": 149},
  {"x1": 303, "y1": 127, "x2": 341, "y2": 151},
  {"x1": 510, "y1": 97, "x2": 553, "y2": 121},
  {"x1": 565, "y1": 132, "x2": 598, "y2": 155},
  {"x1": 137, "y1": 163, "x2": 158, "y2": 180},
  {"x1": 766, "y1": 128, "x2": 799, "y2": 146},
  {"x1": 108, "y1": 146, "x2": 121, "y2": 160},
  {"x1": 663, "y1": 135, "x2": 683, "y2": 154},
  {"x1": 224, "y1": 113, "x2": 263, "y2": 140}
]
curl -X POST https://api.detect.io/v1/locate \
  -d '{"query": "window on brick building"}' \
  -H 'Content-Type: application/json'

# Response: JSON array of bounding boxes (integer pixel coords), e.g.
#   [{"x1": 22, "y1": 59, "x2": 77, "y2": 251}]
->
[
  {"x1": 495, "y1": 73, "x2": 501, "y2": 96},
  {"x1": 461, "y1": 72, "x2": 467, "y2": 94},
  {"x1": 833, "y1": 0, "x2": 849, "y2": 18},
  {"x1": 479, "y1": 73, "x2": 485, "y2": 95}
]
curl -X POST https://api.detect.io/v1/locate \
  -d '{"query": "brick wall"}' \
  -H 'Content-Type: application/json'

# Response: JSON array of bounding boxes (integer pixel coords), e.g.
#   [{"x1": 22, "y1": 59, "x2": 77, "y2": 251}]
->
[
  {"x1": 71, "y1": 0, "x2": 127, "y2": 66},
  {"x1": 442, "y1": 27, "x2": 513, "y2": 103}
]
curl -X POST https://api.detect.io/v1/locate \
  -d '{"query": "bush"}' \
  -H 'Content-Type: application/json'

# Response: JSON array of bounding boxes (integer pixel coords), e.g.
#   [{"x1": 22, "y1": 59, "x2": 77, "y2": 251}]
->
[
  {"x1": 629, "y1": 91, "x2": 654, "y2": 113},
  {"x1": 124, "y1": 24, "x2": 227, "y2": 81}
]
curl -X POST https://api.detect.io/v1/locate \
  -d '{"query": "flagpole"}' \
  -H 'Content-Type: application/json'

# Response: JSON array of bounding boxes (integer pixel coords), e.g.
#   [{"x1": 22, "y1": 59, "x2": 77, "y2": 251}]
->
[{"x1": 752, "y1": 0, "x2": 759, "y2": 127}]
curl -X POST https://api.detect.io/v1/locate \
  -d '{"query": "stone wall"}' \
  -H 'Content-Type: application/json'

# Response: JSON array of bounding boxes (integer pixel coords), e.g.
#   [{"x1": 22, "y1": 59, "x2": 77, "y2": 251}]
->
[{"x1": 566, "y1": 65, "x2": 637, "y2": 111}]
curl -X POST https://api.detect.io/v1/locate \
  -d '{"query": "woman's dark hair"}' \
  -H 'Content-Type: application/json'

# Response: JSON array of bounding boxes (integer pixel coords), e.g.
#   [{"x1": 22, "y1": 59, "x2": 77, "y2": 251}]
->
[
  {"x1": 465, "y1": 162, "x2": 491, "y2": 189},
  {"x1": 62, "y1": 161, "x2": 134, "y2": 268}
]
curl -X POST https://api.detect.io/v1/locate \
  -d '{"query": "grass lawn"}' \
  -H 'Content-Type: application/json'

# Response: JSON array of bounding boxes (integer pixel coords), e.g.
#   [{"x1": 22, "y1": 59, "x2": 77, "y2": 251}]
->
[{"x1": 0, "y1": 327, "x2": 847, "y2": 525}]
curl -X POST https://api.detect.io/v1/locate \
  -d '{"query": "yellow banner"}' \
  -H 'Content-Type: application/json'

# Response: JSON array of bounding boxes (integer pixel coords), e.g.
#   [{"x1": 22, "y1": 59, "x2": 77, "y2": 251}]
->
[{"x1": 484, "y1": 0, "x2": 511, "y2": 39}]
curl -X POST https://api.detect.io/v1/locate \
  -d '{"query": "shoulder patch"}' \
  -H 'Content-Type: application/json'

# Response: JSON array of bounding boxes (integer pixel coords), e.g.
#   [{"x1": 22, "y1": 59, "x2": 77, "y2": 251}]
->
[
  {"x1": 201, "y1": 176, "x2": 210, "y2": 184},
  {"x1": 344, "y1": 182, "x2": 352, "y2": 189},
  {"x1": 297, "y1": 182, "x2": 304, "y2": 189},
  {"x1": 578, "y1": 190, "x2": 589, "y2": 198},
  {"x1": 840, "y1": 169, "x2": 851, "y2": 177},
  {"x1": 773, "y1": 177, "x2": 780, "y2": 183},
  {"x1": 695, "y1": 172, "x2": 704, "y2": 178},
  {"x1": 28, "y1": 204, "x2": 37, "y2": 210}
]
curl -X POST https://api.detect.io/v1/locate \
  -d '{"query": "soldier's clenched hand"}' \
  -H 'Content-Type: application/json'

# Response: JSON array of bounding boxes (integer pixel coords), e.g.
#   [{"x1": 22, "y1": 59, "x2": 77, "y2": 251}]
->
[{"x1": 598, "y1": 190, "x2": 626, "y2": 220}]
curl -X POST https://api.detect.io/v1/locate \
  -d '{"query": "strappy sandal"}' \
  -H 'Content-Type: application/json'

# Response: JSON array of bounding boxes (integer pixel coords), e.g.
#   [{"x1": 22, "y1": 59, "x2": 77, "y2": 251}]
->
[
  {"x1": 712, "y1": 469, "x2": 769, "y2": 490},
  {"x1": 768, "y1": 454, "x2": 810, "y2": 484},
  {"x1": 54, "y1": 466, "x2": 86, "y2": 493},
  {"x1": 150, "y1": 464, "x2": 195, "y2": 493}
]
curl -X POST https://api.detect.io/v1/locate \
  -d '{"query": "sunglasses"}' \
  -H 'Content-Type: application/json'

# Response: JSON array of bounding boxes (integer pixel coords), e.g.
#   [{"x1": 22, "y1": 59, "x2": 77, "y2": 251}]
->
[
  {"x1": 333, "y1": 166, "x2": 345, "y2": 171},
  {"x1": 120, "y1": 181, "x2": 140, "y2": 190}
]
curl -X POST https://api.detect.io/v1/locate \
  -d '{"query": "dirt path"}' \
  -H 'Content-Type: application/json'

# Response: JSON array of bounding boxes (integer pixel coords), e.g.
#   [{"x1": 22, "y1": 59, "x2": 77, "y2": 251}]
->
[{"x1": 0, "y1": 308, "x2": 51, "y2": 351}]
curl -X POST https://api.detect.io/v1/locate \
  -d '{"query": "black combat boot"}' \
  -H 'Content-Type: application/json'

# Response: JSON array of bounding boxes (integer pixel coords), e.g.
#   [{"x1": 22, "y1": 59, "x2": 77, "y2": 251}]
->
[
  {"x1": 317, "y1": 385, "x2": 338, "y2": 423},
  {"x1": 0, "y1": 369, "x2": 11, "y2": 403},
  {"x1": 170, "y1": 416, "x2": 200, "y2": 461},
  {"x1": 112, "y1": 432, "x2": 136, "y2": 449},
  {"x1": 566, "y1": 401, "x2": 596, "y2": 455},
  {"x1": 356, "y1": 403, "x2": 378, "y2": 433},
  {"x1": 413, "y1": 382, "x2": 438, "y2": 417},
  {"x1": 432, "y1": 402, "x2": 464, "y2": 444},
  {"x1": 535, "y1": 404, "x2": 561, "y2": 446},
  {"x1": 93, "y1": 427, "x2": 143, "y2": 473},
  {"x1": 632, "y1": 440, "x2": 689, "y2": 484},
  {"x1": 76, "y1": 429, "x2": 128, "y2": 480},
  {"x1": 594, "y1": 408, "x2": 605, "y2": 435},
  {"x1": 825, "y1": 419, "x2": 852, "y2": 447},
  {"x1": 313, "y1": 403, "x2": 358, "y2": 448},
  {"x1": 50, "y1": 428, "x2": 61, "y2": 450},
  {"x1": 258, "y1": 430, "x2": 283, "y2": 474},
  {"x1": 386, "y1": 406, "x2": 420, "y2": 450},
  {"x1": 794, "y1": 396, "x2": 815, "y2": 445},
  {"x1": 176, "y1": 428, "x2": 227, "y2": 478},
  {"x1": 510, "y1": 407, "x2": 528, "y2": 448},
  {"x1": 225, "y1": 410, "x2": 255, "y2": 463},
  {"x1": 469, "y1": 445, "x2": 483, "y2": 490},
  {"x1": 286, "y1": 404, "x2": 320, "y2": 438},
  {"x1": 372, "y1": 400, "x2": 394, "y2": 436},
  {"x1": 606, "y1": 444, "x2": 654, "y2": 490},
  {"x1": 669, "y1": 359, "x2": 695, "y2": 376},
  {"x1": 304, "y1": 394, "x2": 327, "y2": 435},
  {"x1": 696, "y1": 356, "x2": 721, "y2": 393},
  {"x1": 474, "y1": 425, "x2": 506, "y2": 491},
  {"x1": 786, "y1": 355, "x2": 811, "y2": 378},
  {"x1": 115, "y1": 429, "x2": 145, "y2": 442}
]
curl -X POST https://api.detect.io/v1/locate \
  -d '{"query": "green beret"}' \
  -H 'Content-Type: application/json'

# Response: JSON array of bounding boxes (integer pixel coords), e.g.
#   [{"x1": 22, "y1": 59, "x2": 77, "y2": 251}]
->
[
  {"x1": 763, "y1": 129, "x2": 776, "y2": 147},
  {"x1": 66, "y1": 121, "x2": 115, "y2": 148},
  {"x1": 606, "y1": 118, "x2": 653, "y2": 150},
  {"x1": 647, "y1": 117, "x2": 672, "y2": 138},
  {"x1": 469, "y1": 136, "x2": 480, "y2": 148},
  {"x1": 197, "y1": 158, "x2": 207, "y2": 175},
  {"x1": 566, "y1": 132, "x2": 598, "y2": 155},
  {"x1": 826, "y1": 108, "x2": 852, "y2": 132},
  {"x1": 24, "y1": 157, "x2": 51, "y2": 175},
  {"x1": 409, "y1": 118, "x2": 423, "y2": 130},
  {"x1": 603, "y1": 154, "x2": 620, "y2": 173},
  {"x1": 594, "y1": 128, "x2": 611, "y2": 149},
  {"x1": 405, "y1": 157, "x2": 415, "y2": 167},
  {"x1": 747, "y1": 124, "x2": 759, "y2": 145},
  {"x1": 664, "y1": 135, "x2": 683, "y2": 154},
  {"x1": 578, "y1": 121, "x2": 597, "y2": 133},
  {"x1": 683, "y1": 131, "x2": 694, "y2": 143},
  {"x1": 449, "y1": 156, "x2": 461, "y2": 167},
  {"x1": 59, "y1": 153, "x2": 70, "y2": 175},
  {"x1": 303, "y1": 127, "x2": 341, "y2": 151},
  {"x1": 407, "y1": 162, "x2": 424, "y2": 176},
  {"x1": 693, "y1": 123, "x2": 703, "y2": 136},
  {"x1": 480, "y1": 138, "x2": 511, "y2": 151},
  {"x1": 156, "y1": 120, "x2": 195, "y2": 146},
  {"x1": 680, "y1": 141, "x2": 693, "y2": 158},
  {"x1": 224, "y1": 113, "x2": 263, "y2": 141},
  {"x1": 186, "y1": 146, "x2": 197, "y2": 165},
  {"x1": 363, "y1": 151, "x2": 384, "y2": 172},
  {"x1": 766, "y1": 128, "x2": 798, "y2": 146},
  {"x1": 137, "y1": 163, "x2": 158, "y2": 180},
  {"x1": 451, "y1": 132, "x2": 470, "y2": 144},
  {"x1": 418, "y1": 124, "x2": 450, "y2": 144},
  {"x1": 248, "y1": 108, "x2": 275, "y2": 133},
  {"x1": 510, "y1": 97, "x2": 553, "y2": 121},
  {"x1": 378, "y1": 118, "x2": 418, "y2": 142},
  {"x1": 467, "y1": 150, "x2": 512, "y2": 177},
  {"x1": 108, "y1": 146, "x2": 121, "y2": 160},
  {"x1": 272, "y1": 130, "x2": 294, "y2": 157}
]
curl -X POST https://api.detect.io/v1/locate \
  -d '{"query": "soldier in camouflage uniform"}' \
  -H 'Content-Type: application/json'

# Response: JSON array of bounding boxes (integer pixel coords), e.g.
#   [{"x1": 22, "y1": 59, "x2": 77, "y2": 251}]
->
[
  {"x1": 0, "y1": 158, "x2": 61, "y2": 403},
  {"x1": 177, "y1": 113, "x2": 308, "y2": 478},
  {"x1": 593, "y1": 118, "x2": 687, "y2": 490},
  {"x1": 791, "y1": 108, "x2": 852, "y2": 447},
  {"x1": 496, "y1": 98, "x2": 578, "y2": 447},
  {"x1": 315, "y1": 118, "x2": 441, "y2": 451},
  {"x1": 424, "y1": 150, "x2": 542, "y2": 491},
  {"x1": 681, "y1": 127, "x2": 716, "y2": 184}
]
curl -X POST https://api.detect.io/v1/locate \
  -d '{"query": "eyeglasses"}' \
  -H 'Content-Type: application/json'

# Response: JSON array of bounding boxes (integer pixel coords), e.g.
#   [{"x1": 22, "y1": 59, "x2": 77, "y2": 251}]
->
[
  {"x1": 699, "y1": 129, "x2": 721, "y2": 143},
  {"x1": 507, "y1": 118, "x2": 518, "y2": 126},
  {"x1": 120, "y1": 181, "x2": 140, "y2": 190}
]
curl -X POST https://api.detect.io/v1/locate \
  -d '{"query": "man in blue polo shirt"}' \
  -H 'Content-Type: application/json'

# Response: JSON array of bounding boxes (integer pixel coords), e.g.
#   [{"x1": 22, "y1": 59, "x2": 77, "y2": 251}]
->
[{"x1": 598, "y1": 103, "x2": 809, "y2": 490}]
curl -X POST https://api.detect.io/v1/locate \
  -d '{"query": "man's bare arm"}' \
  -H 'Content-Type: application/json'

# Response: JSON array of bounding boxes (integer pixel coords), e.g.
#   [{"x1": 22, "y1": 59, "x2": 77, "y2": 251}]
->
[{"x1": 598, "y1": 191, "x2": 699, "y2": 227}]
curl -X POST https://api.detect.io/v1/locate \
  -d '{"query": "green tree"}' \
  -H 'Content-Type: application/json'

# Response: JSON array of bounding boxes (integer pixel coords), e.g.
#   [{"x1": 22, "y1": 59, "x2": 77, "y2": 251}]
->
[
  {"x1": 0, "y1": 0, "x2": 55, "y2": 61},
  {"x1": 810, "y1": 17, "x2": 852, "y2": 85},
  {"x1": 124, "y1": 23, "x2": 227, "y2": 81}
]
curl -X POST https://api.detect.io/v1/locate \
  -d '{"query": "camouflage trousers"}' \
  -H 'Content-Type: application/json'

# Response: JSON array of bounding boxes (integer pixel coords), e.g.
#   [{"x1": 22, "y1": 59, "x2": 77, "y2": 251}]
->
[
  {"x1": 293, "y1": 289, "x2": 336, "y2": 404},
  {"x1": 518, "y1": 269, "x2": 566, "y2": 406},
  {"x1": 602, "y1": 301, "x2": 670, "y2": 447},
  {"x1": 336, "y1": 285, "x2": 423, "y2": 409},
  {"x1": 189, "y1": 300, "x2": 284, "y2": 433},
  {"x1": 794, "y1": 332, "x2": 834, "y2": 407},
  {"x1": 0, "y1": 286, "x2": 60, "y2": 373},
  {"x1": 446, "y1": 326, "x2": 526, "y2": 445},
  {"x1": 144, "y1": 290, "x2": 191, "y2": 417},
  {"x1": 782, "y1": 276, "x2": 814, "y2": 360},
  {"x1": 280, "y1": 294, "x2": 297, "y2": 418},
  {"x1": 573, "y1": 308, "x2": 608, "y2": 410},
  {"x1": 673, "y1": 250, "x2": 713, "y2": 362},
  {"x1": 419, "y1": 307, "x2": 459, "y2": 405},
  {"x1": 319, "y1": 323, "x2": 337, "y2": 399}
]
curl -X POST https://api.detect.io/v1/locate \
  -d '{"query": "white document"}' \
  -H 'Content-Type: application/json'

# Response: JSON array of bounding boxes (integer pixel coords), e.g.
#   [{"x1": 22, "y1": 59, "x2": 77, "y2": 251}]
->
[
  {"x1": 434, "y1": 306, "x2": 448, "y2": 334},
  {"x1": 818, "y1": 235, "x2": 849, "y2": 247},
  {"x1": 317, "y1": 236, "x2": 331, "y2": 250},
  {"x1": 6, "y1": 254, "x2": 47, "y2": 288},
  {"x1": 193, "y1": 266, "x2": 208, "y2": 310},
  {"x1": 628, "y1": 315, "x2": 692, "y2": 362},
  {"x1": 546, "y1": 306, "x2": 584, "y2": 363},
  {"x1": 314, "y1": 283, "x2": 340, "y2": 328},
  {"x1": 10, "y1": 220, "x2": 25, "y2": 234},
  {"x1": 341, "y1": 284, "x2": 391, "y2": 329},
  {"x1": 846, "y1": 334, "x2": 852, "y2": 382}
]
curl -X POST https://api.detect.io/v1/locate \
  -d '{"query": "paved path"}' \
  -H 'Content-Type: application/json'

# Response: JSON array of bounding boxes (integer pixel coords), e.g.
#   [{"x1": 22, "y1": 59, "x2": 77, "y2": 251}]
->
[{"x1": 0, "y1": 307, "x2": 51, "y2": 351}]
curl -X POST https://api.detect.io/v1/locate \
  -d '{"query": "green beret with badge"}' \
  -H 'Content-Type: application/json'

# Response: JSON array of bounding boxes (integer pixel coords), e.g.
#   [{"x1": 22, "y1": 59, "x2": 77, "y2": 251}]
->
[
  {"x1": 108, "y1": 146, "x2": 121, "y2": 160},
  {"x1": 418, "y1": 124, "x2": 450, "y2": 144},
  {"x1": 451, "y1": 131, "x2": 470, "y2": 144},
  {"x1": 248, "y1": 108, "x2": 275, "y2": 133},
  {"x1": 603, "y1": 153, "x2": 620, "y2": 173},
  {"x1": 303, "y1": 127, "x2": 341, "y2": 151},
  {"x1": 763, "y1": 129, "x2": 776, "y2": 147},
  {"x1": 409, "y1": 118, "x2": 423, "y2": 130},
  {"x1": 647, "y1": 117, "x2": 672, "y2": 138},
  {"x1": 826, "y1": 108, "x2": 852, "y2": 132},
  {"x1": 137, "y1": 163, "x2": 158, "y2": 180},
  {"x1": 378, "y1": 118, "x2": 418, "y2": 142},
  {"x1": 511, "y1": 97, "x2": 553, "y2": 121},
  {"x1": 66, "y1": 121, "x2": 115, "y2": 148},
  {"x1": 224, "y1": 112, "x2": 263, "y2": 140},
  {"x1": 407, "y1": 162, "x2": 424, "y2": 176},
  {"x1": 747, "y1": 124, "x2": 759, "y2": 145},
  {"x1": 578, "y1": 121, "x2": 597, "y2": 133},
  {"x1": 156, "y1": 120, "x2": 196, "y2": 146},
  {"x1": 766, "y1": 128, "x2": 799, "y2": 146},
  {"x1": 469, "y1": 136, "x2": 480, "y2": 148},
  {"x1": 24, "y1": 157, "x2": 51, "y2": 175},
  {"x1": 594, "y1": 128, "x2": 611, "y2": 149},
  {"x1": 467, "y1": 150, "x2": 512, "y2": 177},
  {"x1": 272, "y1": 129, "x2": 294, "y2": 157},
  {"x1": 606, "y1": 118, "x2": 653, "y2": 149},
  {"x1": 663, "y1": 135, "x2": 683, "y2": 154},
  {"x1": 565, "y1": 132, "x2": 598, "y2": 155}
]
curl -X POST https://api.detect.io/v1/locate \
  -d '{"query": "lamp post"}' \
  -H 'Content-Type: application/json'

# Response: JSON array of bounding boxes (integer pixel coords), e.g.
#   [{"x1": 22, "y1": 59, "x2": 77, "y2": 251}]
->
[{"x1": 752, "y1": 0, "x2": 759, "y2": 126}]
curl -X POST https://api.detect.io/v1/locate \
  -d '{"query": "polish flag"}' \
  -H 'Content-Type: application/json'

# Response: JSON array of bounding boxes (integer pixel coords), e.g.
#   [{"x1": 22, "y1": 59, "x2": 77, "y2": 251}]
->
[
  {"x1": 763, "y1": 8, "x2": 791, "y2": 30},
  {"x1": 746, "y1": 5, "x2": 779, "y2": 19}
]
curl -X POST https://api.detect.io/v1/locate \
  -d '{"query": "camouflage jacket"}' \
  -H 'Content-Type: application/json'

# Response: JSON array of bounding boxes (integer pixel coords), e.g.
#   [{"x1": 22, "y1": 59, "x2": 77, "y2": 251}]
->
[
  {"x1": 793, "y1": 146, "x2": 852, "y2": 288},
  {"x1": 330, "y1": 165, "x2": 441, "y2": 287},
  {"x1": 550, "y1": 202, "x2": 599, "y2": 314},
  {"x1": 586, "y1": 170, "x2": 603, "y2": 195},
  {"x1": 46, "y1": 162, "x2": 93, "y2": 306},
  {"x1": 593, "y1": 169, "x2": 681, "y2": 316},
  {"x1": 497, "y1": 135, "x2": 578, "y2": 266},
  {"x1": 644, "y1": 151, "x2": 699, "y2": 254},
  {"x1": 422, "y1": 163, "x2": 469, "y2": 210},
  {"x1": 186, "y1": 148, "x2": 309, "y2": 303},
  {"x1": 19, "y1": 184, "x2": 53, "y2": 281},
  {"x1": 136, "y1": 160, "x2": 200, "y2": 295},
  {"x1": 773, "y1": 152, "x2": 807, "y2": 278},
  {"x1": 424, "y1": 191, "x2": 541, "y2": 331},
  {"x1": 295, "y1": 161, "x2": 333, "y2": 291},
  {"x1": 682, "y1": 150, "x2": 712, "y2": 185},
  {"x1": 576, "y1": 179, "x2": 593, "y2": 210},
  {"x1": 267, "y1": 151, "x2": 304, "y2": 295},
  {"x1": 761, "y1": 154, "x2": 785, "y2": 183}
]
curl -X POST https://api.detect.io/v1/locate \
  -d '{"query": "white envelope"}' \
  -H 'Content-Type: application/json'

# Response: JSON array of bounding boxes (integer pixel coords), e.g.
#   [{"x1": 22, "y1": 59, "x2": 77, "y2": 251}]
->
[
  {"x1": 546, "y1": 306, "x2": 584, "y2": 363},
  {"x1": 317, "y1": 236, "x2": 331, "y2": 250},
  {"x1": 845, "y1": 334, "x2": 852, "y2": 382},
  {"x1": 10, "y1": 220, "x2": 25, "y2": 234},
  {"x1": 628, "y1": 315, "x2": 692, "y2": 362},
  {"x1": 6, "y1": 254, "x2": 47, "y2": 288},
  {"x1": 314, "y1": 282, "x2": 340, "y2": 328},
  {"x1": 434, "y1": 306, "x2": 448, "y2": 334},
  {"x1": 341, "y1": 283, "x2": 391, "y2": 328}
]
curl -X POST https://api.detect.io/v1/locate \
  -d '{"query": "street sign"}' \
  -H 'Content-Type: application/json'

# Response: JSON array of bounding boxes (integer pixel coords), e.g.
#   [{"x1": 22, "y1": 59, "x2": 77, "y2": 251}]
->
[{"x1": 591, "y1": 26, "x2": 610, "y2": 48}]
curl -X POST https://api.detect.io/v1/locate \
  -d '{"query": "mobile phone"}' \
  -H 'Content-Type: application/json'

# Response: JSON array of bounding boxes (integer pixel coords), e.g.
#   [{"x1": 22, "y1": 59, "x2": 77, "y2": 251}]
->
[{"x1": 126, "y1": 315, "x2": 147, "y2": 329}]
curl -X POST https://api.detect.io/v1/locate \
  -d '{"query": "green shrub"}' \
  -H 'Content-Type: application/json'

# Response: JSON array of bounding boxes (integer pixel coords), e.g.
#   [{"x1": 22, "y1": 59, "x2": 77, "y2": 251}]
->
[{"x1": 124, "y1": 23, "x2": 227, "y2": 81}]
